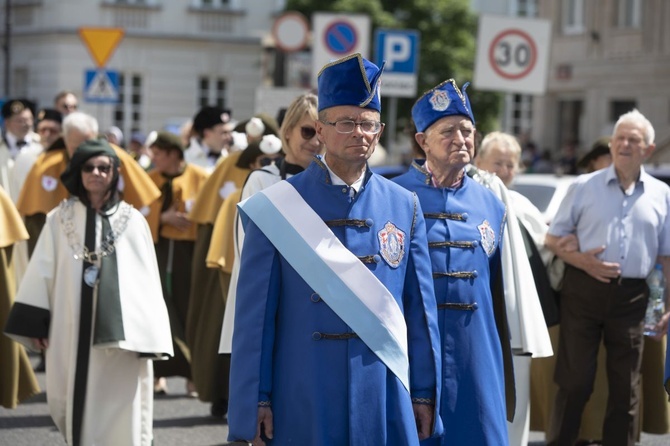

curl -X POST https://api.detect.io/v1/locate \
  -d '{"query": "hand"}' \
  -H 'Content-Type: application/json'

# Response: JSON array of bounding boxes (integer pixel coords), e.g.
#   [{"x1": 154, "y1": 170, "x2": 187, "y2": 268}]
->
[
  {"x1": 577, "y1": 246, "x2": 621, "y2": 283},
  {"x1": 160, "y1": 205, "x2": 192, "y2": 232},
  {"x1": 252, "y1": 406, "x2": 273, "y2": 446},
  {"x1": 648, "y1": 311, "x2": 670, "y2": 342},
  {"x1": 413, "y1": 403, "x2": 434, "y2": 440},
  {"x1": 556, "y1": 233, "x2": 579, "y2": 253},
  {"x1": 31, "y1": 338, "x2": 49, "y2": 350}
]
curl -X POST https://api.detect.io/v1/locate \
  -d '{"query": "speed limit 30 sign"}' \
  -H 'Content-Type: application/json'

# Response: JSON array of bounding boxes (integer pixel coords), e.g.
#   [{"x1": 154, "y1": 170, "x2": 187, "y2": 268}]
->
[{"x1": 474, "y1": 15, "x2": 551, "y2": 94}]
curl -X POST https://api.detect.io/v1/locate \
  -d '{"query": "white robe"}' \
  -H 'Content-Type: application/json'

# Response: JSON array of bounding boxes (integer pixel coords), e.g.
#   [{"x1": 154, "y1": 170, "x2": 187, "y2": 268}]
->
[
  {"x1": 6, "y1": 198, "x2": 173, "y2": 446},
  {"x1": 467, "y1": 166, "x2": 553, "y2": 446},
  {"x1": 219, "y1": 163, "x2": 288, "y2": 354}
]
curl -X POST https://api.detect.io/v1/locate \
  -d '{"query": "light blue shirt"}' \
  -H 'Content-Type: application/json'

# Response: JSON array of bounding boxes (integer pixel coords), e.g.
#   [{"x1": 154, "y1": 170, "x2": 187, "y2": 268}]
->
[{"x1": 549, "y1": 164, "x2": 670, "y2": 278}]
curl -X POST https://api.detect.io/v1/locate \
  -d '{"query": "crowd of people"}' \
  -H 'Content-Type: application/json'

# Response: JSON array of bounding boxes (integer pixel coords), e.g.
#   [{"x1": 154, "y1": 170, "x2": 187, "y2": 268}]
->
[{"x1": 1, "y1": 53, "x2": 670, "y2": 446}]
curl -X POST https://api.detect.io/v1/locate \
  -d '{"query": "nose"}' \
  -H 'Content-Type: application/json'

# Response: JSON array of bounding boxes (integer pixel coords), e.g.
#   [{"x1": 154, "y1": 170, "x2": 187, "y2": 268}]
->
[
  {"x1": 351, "y1": 123, "x2": 366, "y2": 136},
  {"x1": 453, "y1": 129, "x2": 466, "y2": 144}
]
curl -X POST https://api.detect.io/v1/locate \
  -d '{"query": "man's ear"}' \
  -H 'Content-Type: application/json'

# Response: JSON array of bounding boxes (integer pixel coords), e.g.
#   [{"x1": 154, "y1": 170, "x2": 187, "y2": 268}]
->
[
  {"x1": 644, "y1": 142, "x2": 656, "y2": 159},
  {"x1": 415, "y1": 132, "x2": 427, "y2": 152}
]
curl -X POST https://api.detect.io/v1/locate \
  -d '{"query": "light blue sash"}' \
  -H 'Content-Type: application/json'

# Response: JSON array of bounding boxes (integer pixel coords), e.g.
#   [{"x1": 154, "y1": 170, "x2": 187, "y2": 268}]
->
[{"x1": 238, "y1": 181, "x2": 410, "y2": 390}]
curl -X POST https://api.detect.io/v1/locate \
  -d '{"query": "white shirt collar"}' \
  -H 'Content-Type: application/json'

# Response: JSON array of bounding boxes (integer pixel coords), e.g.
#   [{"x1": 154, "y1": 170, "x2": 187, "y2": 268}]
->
[{"x1": 321, "y1": 154, "x2": 366, "y2": 193}]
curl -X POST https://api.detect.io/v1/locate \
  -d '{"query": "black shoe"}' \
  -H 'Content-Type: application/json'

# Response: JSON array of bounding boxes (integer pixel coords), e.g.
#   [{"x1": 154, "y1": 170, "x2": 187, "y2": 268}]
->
[{"x1": 210, "y1": 398, "x2": 228, "y2": 418}]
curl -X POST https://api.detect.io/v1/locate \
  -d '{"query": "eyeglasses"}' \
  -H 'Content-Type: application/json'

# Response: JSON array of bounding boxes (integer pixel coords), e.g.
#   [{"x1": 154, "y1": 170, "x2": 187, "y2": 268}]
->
[
  {"x1": 62, "y1": 103, "x2": 78, "y2": 111},
  {"x1": 321, "y1": 120, "x2": 383, "y2": 135},
  {"x1": 300, "y1": 126, "x2": 317, "y2": 140},
  {"x1": 82, "y1": 163, "x2": 112, "y2": 174}
]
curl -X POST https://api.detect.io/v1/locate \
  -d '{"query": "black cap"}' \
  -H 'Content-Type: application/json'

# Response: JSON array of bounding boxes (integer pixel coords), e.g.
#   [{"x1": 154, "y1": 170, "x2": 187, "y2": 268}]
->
[
  {"x1": 36, "y1": 108, "x2": 63, "y2": 125},
  {"x1": 577, "y1": 137, "x2": 611, "y2": 169},
  {"x1": 192, "y1": 106, "x2": 231, "y2": 132},
  {"x1": 61, "y1": 138, "x2": 120, "y2": 198},
  {"x1": 2, "y1": 98, "x2": 36, "y2": 119}
]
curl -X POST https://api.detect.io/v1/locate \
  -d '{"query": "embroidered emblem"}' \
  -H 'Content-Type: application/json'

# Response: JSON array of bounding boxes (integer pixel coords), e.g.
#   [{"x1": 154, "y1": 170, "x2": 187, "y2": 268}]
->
[
  {"x1": 219, "y1": 181, "x2": 236, "y2": 199},
  {"x1": 478, "y1": 220, "x2": 496, "y2": 256},
  {"x1": 429, "y1": 89, "x2": 450, "y2": 112},
  {"x1": 10, "y1": 101, "x2": 25, "y2": 115},
  {"x1": 41, "y1": 175, "x2": 58, "y2": 191},
  {"x1": 377, "y1": 221, "x2": 406, "y2": 268}
]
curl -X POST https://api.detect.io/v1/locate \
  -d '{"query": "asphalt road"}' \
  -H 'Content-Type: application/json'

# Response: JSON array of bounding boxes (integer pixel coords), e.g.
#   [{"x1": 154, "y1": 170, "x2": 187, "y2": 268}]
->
[{"x1": 2, "y1": 358, "x2": 670, "y2": 445}]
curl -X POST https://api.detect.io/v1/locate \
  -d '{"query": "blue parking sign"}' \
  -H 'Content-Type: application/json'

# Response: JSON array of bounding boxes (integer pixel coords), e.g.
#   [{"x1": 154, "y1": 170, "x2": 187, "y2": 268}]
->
[{"x1": 374, "y1": 29, "x2": 420, "y2": 97}]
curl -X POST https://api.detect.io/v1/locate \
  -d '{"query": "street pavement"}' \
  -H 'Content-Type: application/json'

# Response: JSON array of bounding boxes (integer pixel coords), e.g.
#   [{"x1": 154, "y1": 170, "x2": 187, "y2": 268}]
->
[{"x1": 2, "y1": 357, "x2": 670, "y2": 445}]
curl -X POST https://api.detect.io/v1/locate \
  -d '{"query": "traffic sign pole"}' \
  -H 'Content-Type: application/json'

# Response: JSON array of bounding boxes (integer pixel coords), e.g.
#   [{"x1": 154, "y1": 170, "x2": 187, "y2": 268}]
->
[{"x1": 374, "y1": 29, "x2": 420, "y2": 162}]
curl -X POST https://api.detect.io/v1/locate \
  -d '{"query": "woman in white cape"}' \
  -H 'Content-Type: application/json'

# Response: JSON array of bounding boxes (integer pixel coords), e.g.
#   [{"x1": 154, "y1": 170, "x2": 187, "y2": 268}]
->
[{"x1": 5, "y1": 138, "x2": 172, "y2": 446}]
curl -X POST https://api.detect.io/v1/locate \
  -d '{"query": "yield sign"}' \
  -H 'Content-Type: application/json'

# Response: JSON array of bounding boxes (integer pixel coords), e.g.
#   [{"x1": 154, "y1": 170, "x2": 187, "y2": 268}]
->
[{"x1": 79, "y1": 27, "x2": 125, "y2": 67}]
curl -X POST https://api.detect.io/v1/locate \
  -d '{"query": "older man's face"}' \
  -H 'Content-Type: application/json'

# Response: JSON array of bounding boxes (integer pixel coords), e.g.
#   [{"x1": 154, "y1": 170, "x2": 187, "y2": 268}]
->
[
  {"x1": 417, "y1": 115, "x2": 475, "y2": 170},
  {"x1": 5, "y1": 109, "x2": 34, "y2": 139},
  {"x1": 610, "y1": 122, "x2": 654, "y2": 172}
]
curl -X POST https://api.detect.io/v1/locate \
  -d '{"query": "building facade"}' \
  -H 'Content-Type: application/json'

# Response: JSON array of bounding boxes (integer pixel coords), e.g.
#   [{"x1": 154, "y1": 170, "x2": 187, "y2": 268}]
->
[
  {"x1": 474, "y1": 0, "x2": 670, "y2": 160},
  {"x1": 1, "y1": 0, "x2": 286, "y2": 140},
  {"x1": 537, "y1": 0, "x2": 670, "y2": 160}
]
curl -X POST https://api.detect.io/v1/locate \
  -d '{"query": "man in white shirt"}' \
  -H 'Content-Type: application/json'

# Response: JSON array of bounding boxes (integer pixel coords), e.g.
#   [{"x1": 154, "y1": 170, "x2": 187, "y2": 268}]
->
[
  {"x1": 1, "y1": 99, "x2": 42, "y2": 201},
  {"x1": 184, "y1": 106, "x2": 234, "y2": 174}
]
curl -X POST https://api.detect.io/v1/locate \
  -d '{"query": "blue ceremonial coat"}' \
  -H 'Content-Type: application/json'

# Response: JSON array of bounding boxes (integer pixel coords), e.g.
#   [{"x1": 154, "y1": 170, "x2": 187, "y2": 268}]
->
[
  {"x1": 228, "y1": 159, "x2": 443, "y2": 445},
  {"x1": 394, "y1": 160, "x2": 511, "y2": 446}
]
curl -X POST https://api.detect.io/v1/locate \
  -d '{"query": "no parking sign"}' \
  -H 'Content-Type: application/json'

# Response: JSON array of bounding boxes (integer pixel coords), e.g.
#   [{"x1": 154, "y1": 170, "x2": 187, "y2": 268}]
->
[
  {"x1": 474, "y1": 15, "x2": 552, "y2": 94},
  {"x1": 311, "y1": 13, "x2": 370, "y2": 88}
]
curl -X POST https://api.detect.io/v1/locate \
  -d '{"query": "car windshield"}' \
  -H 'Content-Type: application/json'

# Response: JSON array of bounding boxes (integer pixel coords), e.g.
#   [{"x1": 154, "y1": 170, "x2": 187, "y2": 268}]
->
[{"x1": 512, "y1": 184, "x2": 556, "y2": 213}]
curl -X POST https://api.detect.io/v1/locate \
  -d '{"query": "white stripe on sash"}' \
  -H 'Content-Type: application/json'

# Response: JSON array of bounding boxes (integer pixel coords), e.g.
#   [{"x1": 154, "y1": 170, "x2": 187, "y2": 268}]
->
[{"x1": 238, "y1": 181, "x2": 410, "y2": 390}]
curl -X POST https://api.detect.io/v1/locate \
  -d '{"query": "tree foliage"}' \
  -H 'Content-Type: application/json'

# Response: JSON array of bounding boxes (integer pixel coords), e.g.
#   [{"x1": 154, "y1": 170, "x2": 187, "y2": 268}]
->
[{"x1": 285, "y1": 0, "x2": 501, "y2": 135}]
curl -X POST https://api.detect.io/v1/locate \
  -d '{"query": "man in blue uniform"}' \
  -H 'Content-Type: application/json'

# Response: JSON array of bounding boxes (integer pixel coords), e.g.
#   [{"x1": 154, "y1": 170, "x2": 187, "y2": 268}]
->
[
  {"x1": 393, "y1": 79, "x2": 514, "y2": 445},
  {"x1": 227, "y1": 53, "x2": 443, "y2": 445}
]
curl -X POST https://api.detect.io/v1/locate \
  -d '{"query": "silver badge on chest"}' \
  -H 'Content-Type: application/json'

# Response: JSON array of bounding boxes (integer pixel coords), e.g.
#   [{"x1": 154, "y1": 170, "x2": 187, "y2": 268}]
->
[
  {"x1": 378, "y1": 221, "x2": 406, "y2": 268},
  {"x1": 478, "y1": 220, "x2": 496, "y2": 256}
]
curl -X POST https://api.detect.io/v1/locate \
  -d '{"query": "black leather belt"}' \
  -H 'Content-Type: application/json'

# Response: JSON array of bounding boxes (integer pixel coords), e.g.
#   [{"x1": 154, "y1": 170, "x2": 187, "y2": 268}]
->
[{"x1": 609, "y1": 276, "x2": 646, "y2": 286}]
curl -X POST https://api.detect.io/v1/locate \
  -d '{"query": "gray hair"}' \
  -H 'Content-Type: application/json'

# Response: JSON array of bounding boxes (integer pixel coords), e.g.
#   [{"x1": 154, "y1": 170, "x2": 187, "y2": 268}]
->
[
  {"x1": 62, "y1": 112, "x2": 99, "y2": 138},
  {"x1": 478, "y1": 131, "x2": 522, "y2": 161},
  {"x1": 614, "y1": 109, "x2": 655, "y2": 145}
]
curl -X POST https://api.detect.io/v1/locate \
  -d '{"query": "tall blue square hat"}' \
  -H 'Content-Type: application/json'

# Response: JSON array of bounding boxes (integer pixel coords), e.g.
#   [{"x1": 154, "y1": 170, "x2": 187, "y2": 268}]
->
[
  {"x1": 317, "y1": 53, "x2": 385, "y2": 112},
  {"x1": 412, "y1": 79, "x2": 475, "y2": 132}
]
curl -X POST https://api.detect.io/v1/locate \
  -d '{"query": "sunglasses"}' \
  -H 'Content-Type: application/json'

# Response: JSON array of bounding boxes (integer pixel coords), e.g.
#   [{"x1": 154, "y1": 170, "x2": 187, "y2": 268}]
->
[
  {"x1": 300, "y1": 126, "x2": 316, "y2": 140},
  {"x1": 259, "y1": 155, "x2": 283, "y2": 167},
  {"x1": 82, "y1": 163, "x2": 113, "y2": 174}
]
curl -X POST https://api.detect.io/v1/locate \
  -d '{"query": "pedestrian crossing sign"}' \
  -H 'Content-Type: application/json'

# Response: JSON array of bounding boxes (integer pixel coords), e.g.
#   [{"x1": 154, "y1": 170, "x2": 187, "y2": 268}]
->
[{"x1": 84, "y1": 69, "x2": 120, "y2": 103}]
